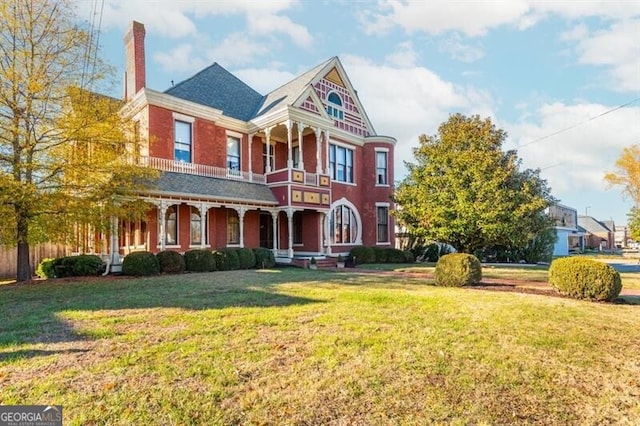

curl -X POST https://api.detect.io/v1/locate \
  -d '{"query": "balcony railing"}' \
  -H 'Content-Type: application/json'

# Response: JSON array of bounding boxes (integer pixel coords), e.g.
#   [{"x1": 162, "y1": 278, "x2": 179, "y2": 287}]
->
[{"x1": 141, "y1": 156, "x2": 266, "y2": 184}]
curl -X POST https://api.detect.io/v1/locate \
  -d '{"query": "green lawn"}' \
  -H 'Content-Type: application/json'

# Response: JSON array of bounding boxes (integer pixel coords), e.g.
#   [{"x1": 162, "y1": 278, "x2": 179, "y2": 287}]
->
[{"x1": 1, "y1": 269, "x2": 639, "y2": 424}]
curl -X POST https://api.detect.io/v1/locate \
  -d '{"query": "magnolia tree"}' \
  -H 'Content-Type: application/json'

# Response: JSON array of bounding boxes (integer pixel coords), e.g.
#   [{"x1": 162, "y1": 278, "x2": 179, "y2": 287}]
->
[
  {"x1": 0, "y1": 1, "x2": 155, "y2": 282},
  {"x1": 394, "y1": 113, "x2": 556, "y2": 261}
]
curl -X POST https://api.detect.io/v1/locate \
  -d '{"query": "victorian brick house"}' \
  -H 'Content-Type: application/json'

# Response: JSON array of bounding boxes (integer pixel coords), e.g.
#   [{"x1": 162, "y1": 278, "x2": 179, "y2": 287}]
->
[{"x1": 112, "y1": 21, "x2": 396, "y2": 263}]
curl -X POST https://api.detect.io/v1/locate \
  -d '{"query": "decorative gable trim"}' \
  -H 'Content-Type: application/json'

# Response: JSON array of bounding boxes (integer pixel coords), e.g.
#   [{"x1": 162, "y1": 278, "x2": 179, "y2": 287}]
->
[
  {"x1": 310, "y1": 58, "x2": 377, "y2": 137},
  {"x1": 325, "y1": 67, "x2": 345, "y2": 87},
  {"x1": 293, "y1": 86, "x2": 331, "y2": 120}
]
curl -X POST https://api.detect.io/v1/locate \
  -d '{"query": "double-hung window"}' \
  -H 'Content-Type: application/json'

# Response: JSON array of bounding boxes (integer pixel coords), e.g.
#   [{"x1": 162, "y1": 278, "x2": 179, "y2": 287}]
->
[
  {"x1": 376, "y1": 205, "x2": 389, "y2": 243},
  {"x1": 174, "y1": 121, "x2": 192, "y2": 162},
  {"x1": 165, "y1": 205, "x2": 178, "y2": 245},
  {"x1": 329, "y1": 144, "x2": 354, "y2": 183},
  {"x1": 376, "y1": 150, "x2": 388, "y2": 185},
  {"x1": 227, "y1": 210, "x2": 240, "y2": 245},
  {"x1": 227, "y1": 136, "x2": 241, "y2": 171}
]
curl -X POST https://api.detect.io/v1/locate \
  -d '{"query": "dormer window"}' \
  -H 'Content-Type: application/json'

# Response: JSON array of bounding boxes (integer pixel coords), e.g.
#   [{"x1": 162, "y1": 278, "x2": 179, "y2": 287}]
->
[{"x1": 327, "y1": 92, "x2": 344, "y2": 120}]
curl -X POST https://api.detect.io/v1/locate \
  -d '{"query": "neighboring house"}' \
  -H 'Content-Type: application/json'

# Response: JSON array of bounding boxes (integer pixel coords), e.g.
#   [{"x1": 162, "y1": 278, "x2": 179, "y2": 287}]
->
[
  {"x1": 578, "y1": 216, "x2": 615, "y2": 250},
  {"x1": 547, "y1": 203, "x2": 583, "y2": 255},
  {"x1": 614, "y1": 225, "x2": 631, "y2": 248},
  {"x1": 110, "y1": 21, "x2": 395, "y2": 263}
]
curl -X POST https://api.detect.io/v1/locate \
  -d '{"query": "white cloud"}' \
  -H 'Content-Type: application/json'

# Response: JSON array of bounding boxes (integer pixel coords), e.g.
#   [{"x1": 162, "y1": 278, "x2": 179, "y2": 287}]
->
[
  {"x1": 560, "y1": 23, "x2": 589, "y2": 41},
  {"x1": 153, "y1": 44, "x2": 208, "y2": 73},
  {"x1": 438, "y1": 34, "x2": 485, "y2": 63},
  {"x1": 360, "y1": 0, "x2": 531, "y2": 37},
  {"x1": 360, "y1": 0, "x2": 640, "y2": 36},
  {"x1": 573, "y1": 19, "x2": 640, "y2": 92},
  {"x1": 384, "y1": 41, "x2": 418, "y2": 67},
  {"x1": 506, "y1": 102, "x2": 640, "y2": 195},
  {"x1": 246, "y1": 13, "x2": 313, "y2": 49},
  {"x1": 341, "y1": 55, "x2": 496, "y2": 179}
]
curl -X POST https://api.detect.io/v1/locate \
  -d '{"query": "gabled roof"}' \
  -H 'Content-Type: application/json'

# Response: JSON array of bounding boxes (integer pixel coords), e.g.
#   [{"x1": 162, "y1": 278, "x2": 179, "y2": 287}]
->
[
  {"x1": 578, "y1": 216, "x2": 613, "y2": 234},
  {"x1": 254, "y1": 57, "x2": 334, "y2": 118},
  {"x1": 152, "y1": 172, "x2": 278, "y2": 205},
  {"x1": 165, "y1": 63, "x2": 263, "y2": 121}
]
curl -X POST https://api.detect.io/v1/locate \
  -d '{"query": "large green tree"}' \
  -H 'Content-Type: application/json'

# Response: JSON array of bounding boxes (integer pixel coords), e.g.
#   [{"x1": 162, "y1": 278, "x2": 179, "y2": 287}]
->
[
  {"x1": 604, "y1": 145, "x2": 640, "y2": 240},
  {"x1": 0, "y1": 0, "x2": 154, "y2": 282},
  {"x1": 394, "y1": 113, "x2": 556, "y2": 255}
]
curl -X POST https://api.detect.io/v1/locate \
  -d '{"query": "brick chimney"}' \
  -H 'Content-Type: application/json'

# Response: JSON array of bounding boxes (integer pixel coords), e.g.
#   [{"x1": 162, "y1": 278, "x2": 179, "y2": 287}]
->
[{"x1": 124, "y1": 21, "x2": 146, "y2": 101}]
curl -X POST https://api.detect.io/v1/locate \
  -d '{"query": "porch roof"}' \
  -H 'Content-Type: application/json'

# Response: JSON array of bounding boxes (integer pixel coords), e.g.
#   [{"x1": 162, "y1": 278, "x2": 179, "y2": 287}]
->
[{"x1": 150, "y1": 172, "x2": 278, "y2": 205}]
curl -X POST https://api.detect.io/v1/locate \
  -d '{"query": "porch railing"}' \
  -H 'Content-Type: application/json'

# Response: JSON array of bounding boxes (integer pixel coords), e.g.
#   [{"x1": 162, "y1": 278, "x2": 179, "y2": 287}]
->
[{"x1": 140, "y1": 156, "x2": 266, "y2": 184}]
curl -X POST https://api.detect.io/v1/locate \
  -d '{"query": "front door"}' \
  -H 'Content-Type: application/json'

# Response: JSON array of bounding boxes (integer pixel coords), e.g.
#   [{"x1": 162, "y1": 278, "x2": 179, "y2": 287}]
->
[{"x1": 259, "y1": 212, "x2": 273, "y2": 248}]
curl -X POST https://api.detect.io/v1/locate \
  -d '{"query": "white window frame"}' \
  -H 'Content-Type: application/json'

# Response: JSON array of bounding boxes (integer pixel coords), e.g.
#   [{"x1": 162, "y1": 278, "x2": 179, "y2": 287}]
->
[
  {"x1": 328, "y1": 198, "x2": 362, "y2": 246},
  {"x1": 329, "y1": 142, "x2": 355, "y2": 184},
  {"x1": 226, "y1": 130, "x2": 243, "y2": 175},
  {"x1": 375, "y1": 147, "x2": 389, "y2": 187},
  {"x1": 326, "y1": 91, "x2": 344, "y2": 120},
  {"x1": 376, "y1": 202, "x2": 390, "y2": 244},
  {"x1": 173, "y1": 113, "x2": 195, "y2": 164}
]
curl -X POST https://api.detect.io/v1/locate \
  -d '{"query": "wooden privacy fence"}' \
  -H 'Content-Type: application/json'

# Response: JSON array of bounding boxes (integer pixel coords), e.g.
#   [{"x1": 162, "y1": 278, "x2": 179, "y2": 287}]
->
[{"x1": 0, "y1": 243, "x2": 70, "y2": 279}]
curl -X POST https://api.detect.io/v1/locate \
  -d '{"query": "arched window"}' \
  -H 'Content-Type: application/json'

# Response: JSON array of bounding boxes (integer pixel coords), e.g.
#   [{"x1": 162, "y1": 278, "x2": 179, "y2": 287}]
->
[
  {"x1": 165, "y1": 205, "x2": 178, "y2": 245},
  {"x1": 329, "y1": 200, "x2": 361, "y2": 244},
  {"x1": 327, "y1": 92, "x2": 344, "y2": 120}
]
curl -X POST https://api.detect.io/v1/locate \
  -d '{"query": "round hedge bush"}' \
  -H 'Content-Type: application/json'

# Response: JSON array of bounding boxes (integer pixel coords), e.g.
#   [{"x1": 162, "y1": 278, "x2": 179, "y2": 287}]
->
[
  {"x1": 184, "y1": 249, "x2": 216, "y2": 272},
  {"x1": 549, "y1": 257, "x2": 622, "y2": 302},
  {"x1": 403, "y1": 250, "x2": 415, "y2": 263},
  {"x1": 51, "y1": 255, "x2": 106, "y2": 277},
  {"x1": 156, "y1": 250, "x2": 186, "y2": 274},
  {"x1": 212, "y1": 249, "x2": 240, "y2": 271},
  {"x1": 350, "y1": 246, "x2": 375, "y2": 265},
  {"x1": 372, "y1": 246, "x2": 388, "y2": 263},
  {"x1": 253, "y1": 248, "x2": 275, "y2": 269},
  {"x1": 237, "y1": 247, "x2": 256, "y2": 269},
  {"x1": 36, "y1": 258, "x2": 57, "y2": 279},
  {"x1": 122, "y1": 251, "x2": 160, "y2": 276},
  {"x1": 434, "y1": 253, "x2": 482, "y2": 287},
  {"x1": 384, "y1": 248, "x2": 407, "y2": 263}
]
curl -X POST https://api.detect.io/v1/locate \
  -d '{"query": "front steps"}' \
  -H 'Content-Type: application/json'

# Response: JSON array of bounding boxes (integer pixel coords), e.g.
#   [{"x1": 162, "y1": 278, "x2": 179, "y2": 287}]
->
[{"x1": 290, "y1": 257, "x2": 337, "y2": 270}]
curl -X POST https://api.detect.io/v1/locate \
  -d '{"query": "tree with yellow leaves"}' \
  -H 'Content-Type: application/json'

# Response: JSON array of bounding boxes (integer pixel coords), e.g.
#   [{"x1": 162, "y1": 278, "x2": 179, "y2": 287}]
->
[
  {"x1": 605, "y1": 145, "x2": 640, "y2": 240},
  {"x1": 0, "y1": 1, "x2": 155, "y2": 282}
]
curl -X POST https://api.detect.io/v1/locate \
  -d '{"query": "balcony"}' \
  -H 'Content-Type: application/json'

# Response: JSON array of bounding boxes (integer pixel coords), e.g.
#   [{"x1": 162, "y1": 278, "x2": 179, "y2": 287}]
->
[
  {"x1": 266, "y1": 168, "x2": 331, "y2": 208},
  {"x1": 141, "y1": 156, "x2": 266, "y2": 184}
]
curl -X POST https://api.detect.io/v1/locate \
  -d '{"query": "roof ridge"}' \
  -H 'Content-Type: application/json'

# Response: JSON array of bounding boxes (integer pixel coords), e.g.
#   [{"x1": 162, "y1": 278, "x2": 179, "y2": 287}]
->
[{"x1": 166, "y1": 62, "x2": 263, "y2": 97}]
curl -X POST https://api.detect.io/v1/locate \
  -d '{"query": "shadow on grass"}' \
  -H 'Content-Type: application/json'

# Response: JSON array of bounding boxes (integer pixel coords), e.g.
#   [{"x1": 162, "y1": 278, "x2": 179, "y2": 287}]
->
[
  {"x1": 0, "y1": 348, "x2": 90, "y2": 363},
  {"x1": 0, "y1": 269, "x2": 323, "y2": 351}
]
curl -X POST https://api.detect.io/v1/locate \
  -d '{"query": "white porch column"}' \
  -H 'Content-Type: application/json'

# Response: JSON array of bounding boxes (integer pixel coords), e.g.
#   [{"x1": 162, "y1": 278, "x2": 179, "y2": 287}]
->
[
  {"x1": 239, "y1": 207, "x2": 246, "y2": 248},
  {"x1": 325, "y1": 130, "x2": 331, "y2": 175},
  {"x1": 158, "y1": 201, "x2": 168, "y2": 251},
  {"x1": 286, "y1": 207, "x2": 294, "y2": 259},
  {"x1": 297, "y1": 122, "x2": 305, "y2": 170},
  {"x1": 315, "y1": 127, "x2": 322, "y2": 174},
  {"x1": 200, "y1": 203, "x2": 207, "y2": 248},
  {"x1": 324, "y1": 211, "x2": 332, "y2": 255},
  {"x1": 271, "y1": 210, "x2": 278, "y2": 257},
  {"x1": 265, "y1": 127, "x2": 272, "y2": 173},
  {"x1": 248, "y1": 133, "x2": 254, "y2": 181},
  {"x1": 109, "y1": 216, "x2": 120, "y2": 265},
  {"x1": 286, "y1": 120, "x2": 293, "y2": 168}
]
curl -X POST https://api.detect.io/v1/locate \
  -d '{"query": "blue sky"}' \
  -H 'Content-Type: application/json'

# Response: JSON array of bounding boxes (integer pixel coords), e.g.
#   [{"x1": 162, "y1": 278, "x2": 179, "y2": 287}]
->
[{"x1": 76, "y1": 0, "x2": 640, "y2": 225}]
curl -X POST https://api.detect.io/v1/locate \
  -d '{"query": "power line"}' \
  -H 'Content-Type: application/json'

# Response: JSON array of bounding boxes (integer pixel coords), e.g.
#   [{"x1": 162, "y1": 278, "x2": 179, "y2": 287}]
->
[{"x1": 518, "y1": 96, "x2": 640, "y2": 149}]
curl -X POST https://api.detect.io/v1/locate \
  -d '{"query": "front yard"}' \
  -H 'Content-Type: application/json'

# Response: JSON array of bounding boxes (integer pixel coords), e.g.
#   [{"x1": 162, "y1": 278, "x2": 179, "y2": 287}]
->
[{"x1": 1, "y1": 268, "x2": 639, "y2": 424}]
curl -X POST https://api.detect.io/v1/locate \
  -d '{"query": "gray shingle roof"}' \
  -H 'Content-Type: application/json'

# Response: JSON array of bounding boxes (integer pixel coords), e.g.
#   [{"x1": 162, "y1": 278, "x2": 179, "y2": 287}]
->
[
  {"x1": 165, "y1": 63, "x2": 264, "y2": 121},
  {"x1": 151, "y1": 172, "x2": 277, "y2": 205},
  {"x1": 578, "y1": 216, "x2": 612, "y2": 234}
]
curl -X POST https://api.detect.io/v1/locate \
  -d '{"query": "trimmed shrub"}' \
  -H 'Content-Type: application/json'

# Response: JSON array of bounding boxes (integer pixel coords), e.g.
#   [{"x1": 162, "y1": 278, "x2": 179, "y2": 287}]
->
[
  {"x1": 212, "y1": 250, "x2": 229, "y2": 271},
  {"x1": 52, "y1": 255, "x2": 105, "y2": 277},
  {"x1": 549, "y1": 257, "x2": 622, "y2": 302},
  {"x1": 384, "y1": 248, "x2": 406, "y2": 263},
  {"x1": 349, "y1": 246, "x2": 375, "y2": 265},
  {"x1": 122, "y1": 251, "x2": 160, "y2": 276},
  {"x1": 184, "y1": 249, "x2": 216, "y2": 272},
  {"x1": 253, "y1": 248, "x2": 276, "y2": 269},
  {"x1": 237, "y1": 247, "x2": 256, "y2": 269},
  {"x1": 372, "y1": 246, "x2": 388, "y2": 263},
  {"x1": 434, "y1": 253, "x2": 482, "y2": 287},
  {"x1": 403, "y1": 250, "x2": 415, "y2": 263},
  {"x1": 156, "y1": 250, "x2": 186, "y2": 274},
  {"x1": 424, "y1": 243, "x2": 440, "y2": 262},
  {"x1": 225, "y1": 249, "x2": 240, "y2": 270},
  {"x1": 212, "y1": 249, "x2": 240, "y2": 271},
  {"x1": 36, "y1": 258, "x2": 57, "y2": 279}
]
